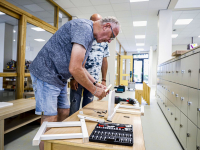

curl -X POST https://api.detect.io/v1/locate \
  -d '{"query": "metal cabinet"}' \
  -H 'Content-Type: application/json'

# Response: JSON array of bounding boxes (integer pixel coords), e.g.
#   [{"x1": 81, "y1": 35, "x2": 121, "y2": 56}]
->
[
  {"x1": 180, "y1": 85, "x2": 188, "y2": 116},
  {"x1": 171, "y1": 61, "x2": 176, "y2": 82},
  {"x1": 174, "y1": 84, "x2": 181, "y2": 109},
  {"x1": 187, "y1": 119, "x2": 198, "y2": 150},
  {"x1": 175, "y1": 59, "x2": 181, "y2": 84},
  {"x1": 188, "y1": 88, "x2": 199, "y2": 126},
  {"x1": 197, "y1": 128, "x2": 200, "y2": 150},
  {"x1": 198, "y1": 91, "x2": 200, "y2": 128},
  {"x1": 188, "y1": 53, "x2": 199, "y2": 89},
  {"x1": 181, "y1": 56, "x2": 188, "y2": 86},
  {"x1": 169, "y1": 103, "x2": 176, "y2": 130},
  {"x1": 174, "y1": 107, "x2": 181, "y2": 139},
  {"x1": 180, "y1": 112, "x2": 188, "y2": 150}
]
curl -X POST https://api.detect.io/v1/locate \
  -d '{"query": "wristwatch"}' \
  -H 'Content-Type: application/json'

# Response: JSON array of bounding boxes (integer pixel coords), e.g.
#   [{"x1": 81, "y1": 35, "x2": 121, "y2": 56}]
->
[
  {"x1": 93, "y1": 81, "x2": 98, "y2": 85},
  {"x1": 102, "y1": 79, "x2": 106, "y2": 82}
]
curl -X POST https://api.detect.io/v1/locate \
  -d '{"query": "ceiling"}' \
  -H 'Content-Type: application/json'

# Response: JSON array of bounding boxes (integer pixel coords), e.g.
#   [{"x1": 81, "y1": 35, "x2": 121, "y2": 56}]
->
[{"x1": 1, "y1": 0, "x2": 200, "y2": 52}]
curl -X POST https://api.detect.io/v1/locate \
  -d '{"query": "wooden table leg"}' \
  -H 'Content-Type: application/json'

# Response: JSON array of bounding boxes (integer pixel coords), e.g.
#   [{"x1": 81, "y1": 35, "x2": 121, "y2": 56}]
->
[
  {"x1": 0, "y1": 119, "x2": 4, "y2": 150},
  {"x1": 44, "y1": 141, "x2": 52, "y2": 150}
]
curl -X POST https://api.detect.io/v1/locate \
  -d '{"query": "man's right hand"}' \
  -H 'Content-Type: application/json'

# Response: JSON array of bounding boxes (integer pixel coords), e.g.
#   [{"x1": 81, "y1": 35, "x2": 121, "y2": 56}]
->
[
  {"x1": 95, "y1": 87, "x2": 106, "y2": 100},
  {"x1": 70, "y1": 79, "x2": 78, "y2": 91}
]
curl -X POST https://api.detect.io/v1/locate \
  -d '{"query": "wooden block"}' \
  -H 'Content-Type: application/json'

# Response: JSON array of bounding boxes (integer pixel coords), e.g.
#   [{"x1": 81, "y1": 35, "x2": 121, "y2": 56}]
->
[{"x1": 172, "y1": 50, "x2": 188, "y2": 57}]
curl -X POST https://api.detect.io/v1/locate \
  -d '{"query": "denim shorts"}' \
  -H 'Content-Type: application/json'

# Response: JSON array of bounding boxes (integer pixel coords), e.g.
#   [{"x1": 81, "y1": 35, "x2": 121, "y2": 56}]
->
[{"x1": 31, "y1": 73, "x2": 70, "y2": 116}]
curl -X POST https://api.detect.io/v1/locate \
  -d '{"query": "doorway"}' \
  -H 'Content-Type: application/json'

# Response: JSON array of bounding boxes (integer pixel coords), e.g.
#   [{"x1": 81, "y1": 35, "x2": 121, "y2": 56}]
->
[{"x1": 133, "y1": 54, "x2": 149, "y2": 83}]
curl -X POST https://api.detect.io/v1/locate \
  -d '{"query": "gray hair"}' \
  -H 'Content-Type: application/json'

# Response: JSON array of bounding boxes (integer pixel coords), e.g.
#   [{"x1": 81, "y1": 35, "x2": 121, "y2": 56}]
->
[{"x1": 100, "y1": 16, "x2": 120, "y2": 28}]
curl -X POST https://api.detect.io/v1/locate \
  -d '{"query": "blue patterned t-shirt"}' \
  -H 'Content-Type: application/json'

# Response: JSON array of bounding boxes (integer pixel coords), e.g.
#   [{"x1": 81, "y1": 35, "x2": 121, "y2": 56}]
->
[{"x1": 85, "y1": 40, "x2": 110, "y2": 81}]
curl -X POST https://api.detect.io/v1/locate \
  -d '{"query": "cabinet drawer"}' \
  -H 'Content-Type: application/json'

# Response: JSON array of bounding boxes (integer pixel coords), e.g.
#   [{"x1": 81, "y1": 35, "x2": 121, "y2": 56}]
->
[
  {"x1": 187, "y1": 53, "x2": 199, "y2": 89},
  {"x1": 197, "y1": 128, "x2": 200, "y2": 150},
  {"x1": 175, "y1": 59, "x2": 181, "y2": 84},
  {"x1": 180, "y1": 112, "x2": 188, "y2": 150},
  {"x1": 169, "y1": 103, "x2": 176, "y2": 130},
  {"x1": 174, "y1": 84, "x2": 181, "y2": 109},
  {"x1": 188, "y1": 88, "x2": 199, "y2": 126},
  {"x1": 180, "y1": 85, "x2": 188, "y2": 116},
  {"x1": 180, "y1": 56, "x2": 188, "y2": 86},
  {"x1": 198, "y1": 92, "x2": 200, "y2": 128},
  {"x1": 174, "y1": 107, "x2": 181, "y2": 139},
  {"x1": 187, "y1": 119, "x2": 198, "y2": 150}
]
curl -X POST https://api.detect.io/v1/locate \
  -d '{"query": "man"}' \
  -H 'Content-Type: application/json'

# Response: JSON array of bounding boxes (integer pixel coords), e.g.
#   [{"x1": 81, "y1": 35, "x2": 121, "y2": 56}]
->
[
  {"x1": 70, "y1": 14, "x2": 109, "y2": 115},
  {"x1": 29, "y1": 16, "x2": 120, "y2": 150}
]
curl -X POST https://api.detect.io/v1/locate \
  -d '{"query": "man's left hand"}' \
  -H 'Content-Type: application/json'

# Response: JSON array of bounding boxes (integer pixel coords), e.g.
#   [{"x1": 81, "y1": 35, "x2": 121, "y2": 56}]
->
[
  {"x1": 96, "y1": 83, "x2": 106, "y2": 90},
  {"x1": 101, "y1": 81, "x2": 106, "y2": 86}
]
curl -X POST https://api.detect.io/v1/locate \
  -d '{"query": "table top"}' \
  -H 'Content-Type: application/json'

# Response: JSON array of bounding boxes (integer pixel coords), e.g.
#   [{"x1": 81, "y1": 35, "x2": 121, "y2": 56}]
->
[
  {"x1": 0, "y1": 99, "x2": 36, "y2": 120},
  {"x1": 45, "y1": 100, "x2": 145, "y2": 150}
]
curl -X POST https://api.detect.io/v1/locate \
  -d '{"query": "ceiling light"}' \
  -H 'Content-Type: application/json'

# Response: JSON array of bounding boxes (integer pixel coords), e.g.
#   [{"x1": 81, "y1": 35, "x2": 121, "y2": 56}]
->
[
  {"x1": 175, "y1": 19, "x2": 193, "y2": 25},
  {"x1": 172, "y1": 34, "x2": 178, "y2": 38},
  {"x1": 130, "y1": 0, "x2": 149, "y2": 2},
  {"x1": 31, "y1": 27, "x2": 45, "y2": 31},
  {"x1": 13, "y1": 30, "x2": 16, "y2": 33},
  {"x1": 135, "y1": 35, "x2": 145, "y2": 39},
  {"x1": 198, "y1": 35, "x2": 200, "y2": 38},
  {"x1": 133, "y1": 21, "x2": 147, "y2": 26},
  {"x1": 136, "y1": 43, "x2": 145, "y2": 46},
  {"x1": 34, "y1": 39, "x2": 45, "y2": 42},
  {"x1": 13, "y1": 40, "x2": 15, "y2": 41},
  {"x1": 137, "y1": 48, "x2": 144, "y2": 51},
  {"x1": 137, "y1": 51, "x2": 140, "y2": 53},
  {"x1": 59, "y1": 12, "x2": 62, "y2": 18}
]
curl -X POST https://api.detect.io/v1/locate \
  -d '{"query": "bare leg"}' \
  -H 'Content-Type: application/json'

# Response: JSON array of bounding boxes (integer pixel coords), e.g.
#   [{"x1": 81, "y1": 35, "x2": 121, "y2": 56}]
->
[
  {"x1": 57, "y1": 108, "x2": 70, "y2": 122},
  {"x1": 39, "y1": 115, "x2": 57, "y2": 150}
]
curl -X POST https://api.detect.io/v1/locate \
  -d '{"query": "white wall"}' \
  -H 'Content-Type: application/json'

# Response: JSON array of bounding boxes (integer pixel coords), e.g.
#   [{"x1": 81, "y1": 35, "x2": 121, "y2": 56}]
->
[
  {"x1": 0, "y1": 23, "x2": 5, "y2": 90},
  {"x1": 172, "y1": 44, "x2": 187, "y2": 53}
]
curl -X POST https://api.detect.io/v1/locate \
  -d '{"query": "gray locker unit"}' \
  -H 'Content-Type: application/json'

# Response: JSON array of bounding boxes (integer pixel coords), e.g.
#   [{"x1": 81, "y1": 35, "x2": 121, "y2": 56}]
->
[{"x1": 156, "y1": 46, "x2": 200, "y2": 150}]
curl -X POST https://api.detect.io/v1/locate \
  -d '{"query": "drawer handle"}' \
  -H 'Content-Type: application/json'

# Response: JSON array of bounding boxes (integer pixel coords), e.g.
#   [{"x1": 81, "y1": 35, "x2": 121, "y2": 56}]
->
[
  {"x1": 163, "y1": 102, "x2": 165, "y2": 104},
  {"x1": 165, "y1": 105, "x2": 167, "y2": 107},
  {"x1": 169, "y1": 71, "x2": 171, "y2": 73},
  {"x1": 181, "y1": 97, "x2": 184, "y2": 101},
  {"x1": 171, "y1": 113, "x2": 173, "y2": 115},
  {"x1": 176, "y1": 71, "x2": 179, "y2": 73},
  {"x1": 180, "y1": 124, "x2": 183, "y2": 128},
  {"x1": 188, "y1": 69, "x2": 191, "y2": 73},
  {"x1": 172, "y1": 92, "x2": 174, "y2": 95},
  {"x1": 175, "y1": 117, "x2": 177, "y2": 121},
  {"x1": 188, "y1": 102, "x2": 192, "y2": 105},
  {"x1": 181, "y1": 70, "x2": 185, "y2": 74},
  {"x1": 197, "y1": 108, "x2": 200, "y2": 112},
  {"x1": 197, "y1": 146, "x2": 200, "y2": 150},
  {"x1": 187, "y1": 133, "x2": 190, "y2": 137},
  {"x1": 175, "y1": 94, "x2": 179, "y2": 97}
]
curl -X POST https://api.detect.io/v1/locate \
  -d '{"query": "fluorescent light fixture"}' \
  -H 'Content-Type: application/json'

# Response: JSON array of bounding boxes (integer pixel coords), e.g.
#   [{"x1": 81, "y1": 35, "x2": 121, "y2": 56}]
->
[
  {"x1": 0, "y1": 12, "x2": 5, "y2": 15},
  {"x1": 133, "y1": 21, "x2": 147, "y2": 26},
  {"x1": 198, "y1": 35, "x2": 200, "y2": 38},
  {"x1": 34, "y1": 39, "x2": 45, "y2": 42},
  {"x1": 136, "y1": 43, "x2": 145, "y2": 46},
  {"x1": 31, "y1": 27, "x2": 45, "y2": 31},
  {"x1": 175, "y1": 19, "x2": 193, "y2": 25},
  {"x1": 13, "y1": 40, "x2": 15, "y2": 41},
  {"x1": 59, "y1": 12, "x2": 62, "y2": 18},
  {"x1": 13, "y1": 30, "x2": 16, "y2": 33},
  {"x1": 172, "y1": 34, "x2": 178, "y2": 38},
  {"x1": 137, "y1": 51, "x2": 140, "y2": 53},
  {"x1": 135, "y1": 35, "x2": 145, "y2": 39},
  {"x1": 137, "y1": 48, "x2": 144, "y2": 51},
  {"x1": 130, "y1": 0, "x2": 149, "y2": 2}
]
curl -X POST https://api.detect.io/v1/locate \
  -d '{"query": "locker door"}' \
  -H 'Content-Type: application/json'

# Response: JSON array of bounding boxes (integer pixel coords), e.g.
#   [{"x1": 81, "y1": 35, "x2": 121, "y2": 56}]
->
[
  {"x1": 170, "y1": 103, "x2": 176, "y2": 130},
  {"x1": 174, "y1": 107, "x2": 181, "y2": 138},
  {"x1": 180, "y1": 85, "x2": 188, "y2": 116},
  {"x1": 188, "y1": 88, "x2": 199, "y2": 126},
  {"x1": 170, "y1": 82, "x2": 175, "y2": 104},
  {"x1": 174, "y1": 84, "x2": 181, "y2": 109},
  {"x1": 198, "y1": 91, "x2": 200, "y2": 128},
  {"x1": 181, "y1": 57, "x2": 188, "y2": 86},
  {"x1": 180, "y1": 112, "x2": 188, "y2": 150},
  {"x1": 166, "y1": 99, "x2": 171, "y2": 121},
  {"x1": 188, "y1": 53, "x2": 199, "y2": 89},
  {"x1": 187, "y1": 120, "x2": 198, "y2": 150},
  {"x1": 197, "y1": 129, "x2": 200, "y2": 150},
  {"x1": 168, "y1": 63, "x2": 172, "y2": 81},
  {"x1": 176, "y1": 59, "x2": 181, "y2": 84},
  {"x1": 171, "y1": 61, "x2": 175, "y2": 82}
]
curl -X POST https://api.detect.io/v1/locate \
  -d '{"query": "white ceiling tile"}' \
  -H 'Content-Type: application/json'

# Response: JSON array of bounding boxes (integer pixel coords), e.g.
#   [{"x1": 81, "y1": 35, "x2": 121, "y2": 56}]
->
[
  {"x1": 6, "y1": 0, "x2": 20, "y2": 6},
  {"x1": 34, "y1": 11, "x2": 53, "y2": 18},
  {"x1": 23, "y1": 4, "x2": 44, "y2": 12},
  {"x1": 133, "y1": 27, "x2": 146, "y2": 34},
  {"x1": 90, "y1": 0, "x2": 110, "y2": 5},
  {"x1": 98, "y1": 12, "x2": 116, "y2": 18},
  {"x1": 78, "y1": 6, "x2": 97, "y2": 14},
  {"x1": 110, "y1": 0, "x2": 129, "y2": 4},
  {"x1": 117, "y1": 17, "x2": 133, "y2": 23},
  {"x1": 38, "y1": 2, "x2": 54, "y2": 11},
  {"x1": 77, "y1": 14, "x2": 91, "y2": 19},
  {"x1": 70, "y1": 0, "x2": 92, "y2": 7},
  {"x1": 94, "y1": 5, "x2": 113, "y2": 13},
  {"x1": 148, "y1": 0, "x2": 169, "y2": 10},
  {"x1": 120, "y1": 22, "x2": 133, "y2": 27},
  {"x1": 112, "y1": 3, "x2": 130, "y2": 11},
  {"x1": 54, "y1": 0, "x2": 75, "y2": 8},
  {"x1": 115, "y1": 11, "x2": 132, "y2": 18},
  {"x1": 31, "y1": 0, "x2": 47, "y2": 3},
  {"x1": 64, "y1": 8, "x2": 82, "y2": 15},
  {"x1": 130, "y1": 1, "x2": 149, "y2": 10},
  {"x1": 15, "y1": 0, "x2": 34, "y2": 5},
  {"x1": 178, "y1": 13, "x2": 198, "y2": 19}
]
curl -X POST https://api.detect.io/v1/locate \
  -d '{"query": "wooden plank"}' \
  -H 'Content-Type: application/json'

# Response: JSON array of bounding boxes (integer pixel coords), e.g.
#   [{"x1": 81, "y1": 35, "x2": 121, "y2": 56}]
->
[
  {"x1": 0, "y1": 120, "x2": 4, "y2": 150},
  {"x1": 24, "y1": 73, "x2": 30, "y2": 77},
  {"x1": 172, "y1": 50, "x2": 188, "y2": 57},
  {"x1": 44, "y1": 101, "x2": 145, "y2": 150},
  {"x1": 0, "y1": 73, "x2": 17, "y2": 77},
  {"x1": 16, "y1": 14, "x2": 27, "y2": 99},
  {"x1": 4, "y1": 115, "x2": 41, "y2": 134},
  {"x1": 0, "y1": 5, "x2": 20, "y2": 19},
  {"x1": 44, "y1": 142, "x2": 52, "y2": 150},
  {"x1": 54, "y1": 6, "x2": 59, "y2": 29}
]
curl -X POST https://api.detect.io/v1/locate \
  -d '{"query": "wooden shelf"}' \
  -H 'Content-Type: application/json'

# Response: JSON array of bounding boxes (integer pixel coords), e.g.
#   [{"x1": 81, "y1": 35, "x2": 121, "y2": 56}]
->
[{"x1": 4, "y1": 114, "x2": 40, "y2": 134}]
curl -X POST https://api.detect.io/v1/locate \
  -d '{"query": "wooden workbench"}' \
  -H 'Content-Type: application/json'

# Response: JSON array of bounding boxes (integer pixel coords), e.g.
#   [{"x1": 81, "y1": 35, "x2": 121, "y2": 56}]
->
[
  {"x1": 0, "y1": 99, "x2": 40, "y2": 150},
  {"x1": 44, "y1": 100, "x2": 145, "y2": 150}
]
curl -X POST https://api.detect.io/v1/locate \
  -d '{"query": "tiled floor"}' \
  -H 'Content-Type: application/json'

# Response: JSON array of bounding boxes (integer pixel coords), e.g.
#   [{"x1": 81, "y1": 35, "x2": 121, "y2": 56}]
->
[{"x1": 4, "y1": 84, "x2": 183, "y2": 150}]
